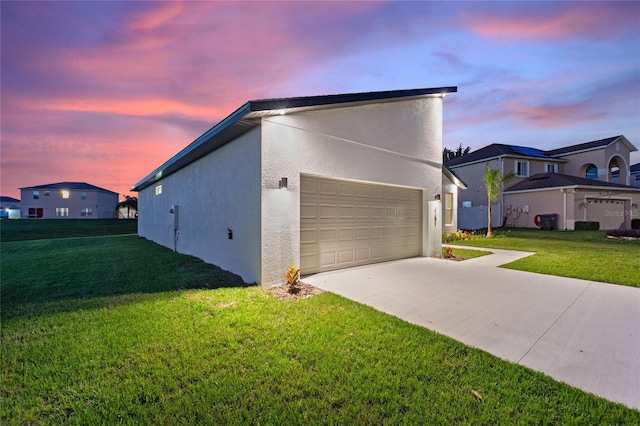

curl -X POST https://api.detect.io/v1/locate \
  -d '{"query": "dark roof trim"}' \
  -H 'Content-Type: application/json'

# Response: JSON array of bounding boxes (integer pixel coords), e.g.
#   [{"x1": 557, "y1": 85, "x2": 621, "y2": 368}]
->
[
  {"x1": 20, "y1": 182, "x2": 118, "y2": 194},
  {"x1": 447, "y1": 135, "x2": 637, "y2": 168},
  {"x1": 504, "y1": 173, "x2": 640, "y2": 193},
  {"x1": 131, "y1": 87, "x2": 457, "y2": 192},
  {"x1": 248, "y1": 87, "x2": 457, "y2": 112}
]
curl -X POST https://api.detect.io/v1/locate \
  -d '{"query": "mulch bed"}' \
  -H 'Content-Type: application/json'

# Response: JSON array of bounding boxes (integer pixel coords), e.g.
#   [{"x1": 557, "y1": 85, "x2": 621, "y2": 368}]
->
[
  {"x1": 264, "y1": 281, "x2": 325, "y2": 300},
  {"x1": 438, "y1": 254, "x2": 467, "y2": 261}
]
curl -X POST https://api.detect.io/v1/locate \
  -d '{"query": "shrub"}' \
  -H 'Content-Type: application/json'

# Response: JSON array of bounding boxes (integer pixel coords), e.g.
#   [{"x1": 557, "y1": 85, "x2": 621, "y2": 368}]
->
[
  {"x1": 442, "y1": 230, "x2": 477, "y2": 243},
  {"x1": 574, "y1": 221, "x2": 600, "y2": 231},
  {"x1": 606, "y1": 229, "x2": 640, "y2": 239},
  {"x1": 632, "y1": 219, "x2": 640, "y2": 230},
  {"x1": 283, "y1": 265, "x2": 300, "y2": 294}
]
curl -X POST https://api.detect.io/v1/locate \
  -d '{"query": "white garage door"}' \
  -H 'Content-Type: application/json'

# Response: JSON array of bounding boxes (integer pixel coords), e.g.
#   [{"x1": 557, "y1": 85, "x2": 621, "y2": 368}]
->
[{"x1": 300, "y1": 175, "x2": 422, "y2": 274}]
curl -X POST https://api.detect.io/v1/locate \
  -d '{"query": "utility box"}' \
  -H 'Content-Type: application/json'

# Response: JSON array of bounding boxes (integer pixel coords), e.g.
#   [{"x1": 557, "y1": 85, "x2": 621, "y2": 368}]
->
[
  {"x1": 540, "y1": 213, "x2": 558, "y2": 230},
  {"x1": 170, "y1": 205, "x2": 179, "y2": 230}
]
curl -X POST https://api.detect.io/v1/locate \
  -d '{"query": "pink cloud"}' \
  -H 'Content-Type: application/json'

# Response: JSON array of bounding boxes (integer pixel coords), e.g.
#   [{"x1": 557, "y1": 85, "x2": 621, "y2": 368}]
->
[
  {"x1": 504, "y1": 101, "x2": 606, "y2": 129},
  {"x1": 464, "y1": 3, "x2": 639, "y2": 40}
]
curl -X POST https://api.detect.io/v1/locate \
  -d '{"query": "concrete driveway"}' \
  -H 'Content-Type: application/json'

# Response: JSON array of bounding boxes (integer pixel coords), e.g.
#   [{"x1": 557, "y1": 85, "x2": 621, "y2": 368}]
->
[{"x1": 301, "y1": 246, "x2": 640, "y2": 410}]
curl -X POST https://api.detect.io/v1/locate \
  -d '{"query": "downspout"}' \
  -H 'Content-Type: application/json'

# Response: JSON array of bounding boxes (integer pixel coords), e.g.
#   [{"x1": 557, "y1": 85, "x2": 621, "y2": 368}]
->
[
  {"x1": 500, "y1": 157, "x2": 505, "y2": 228},
  {"x1": 561, "y1": 188, "x2": 567, "y2": 230}
]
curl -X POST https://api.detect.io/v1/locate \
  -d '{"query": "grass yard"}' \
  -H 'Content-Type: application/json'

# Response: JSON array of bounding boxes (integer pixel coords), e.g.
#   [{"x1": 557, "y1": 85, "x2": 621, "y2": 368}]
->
[
  {"x1": 2, "y1": 225, "x2": 638, "y2": 424},
  {"x1": 1, "y1": 219, "x2": 137, "y2": 242},
  {"x1": 454, "y1": 228, "x2": 640, "y2": 287}
]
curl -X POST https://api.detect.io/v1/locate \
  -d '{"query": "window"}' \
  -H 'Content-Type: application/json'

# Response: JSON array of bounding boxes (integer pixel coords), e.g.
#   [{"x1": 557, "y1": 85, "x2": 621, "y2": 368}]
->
[
  {"x1": 155, "y1": 185, "x2": 162, "y2": 195},
  {"x1": 56, "y1": 207, "x2": 69, "y2": 217},
  {"x1": 585, "y1": 164, "x2": 598, "y2": 180},
  {"x1": 28, "y1": 208, "x2": 43, "y2": 218},
  {"x1": 546, "y1": 163, "x2": 558, "y2": 173},
  {"x1": 33, "y1": 191, "x2": 40, "y2": 199},
  {"x1": 444, "y1": 193, "x2": 454, "y2": 225},
  {"x1": 81, "y1": 192, "x2": 87, "y2": 200},
  {"x1": 44, "y1": 191, "x2": 50, "y2": 197},
  {"x1": 515, "y1": 161, "x2": 529, "y2": 177},
  {"x1": 462, "y1": 201, "x2": 472, "y2": 208},
  {"x1": 61, "y1": 190, "x2": 70, "y2": 199},
  {"x1": 81, "y1": 208, "x2": 93, "y2": 217}
]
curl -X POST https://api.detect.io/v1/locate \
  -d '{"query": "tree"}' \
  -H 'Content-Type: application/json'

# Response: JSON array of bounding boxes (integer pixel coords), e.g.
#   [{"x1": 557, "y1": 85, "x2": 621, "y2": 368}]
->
[
  {"x1": 483, "y1": 163, "x2": 515, "y2": 237},
  {"x1": 443, "y1": 144, "x2": 471, "y2": 163},
  {"x1": 116, "y1": 196, "x2": 138, "y2": 219}
]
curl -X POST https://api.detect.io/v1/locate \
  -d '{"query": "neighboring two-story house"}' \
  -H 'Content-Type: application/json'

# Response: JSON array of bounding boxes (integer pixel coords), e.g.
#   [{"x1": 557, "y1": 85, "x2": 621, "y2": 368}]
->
[
  {"x1": 630, "y1": 163, "x2": 640, "y2": 188},
  {"x1": 19, "y1": 182, "x2": 119, "y2": 219},
  {"x1": 446, "y1": 135, "x2": 640, "y2": 230}
]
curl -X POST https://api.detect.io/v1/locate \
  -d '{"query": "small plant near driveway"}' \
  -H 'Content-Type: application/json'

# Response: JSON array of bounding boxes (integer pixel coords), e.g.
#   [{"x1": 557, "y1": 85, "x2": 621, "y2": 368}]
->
[{"x1": 284, "y1": 264, "x2": 301, "y2": 294}]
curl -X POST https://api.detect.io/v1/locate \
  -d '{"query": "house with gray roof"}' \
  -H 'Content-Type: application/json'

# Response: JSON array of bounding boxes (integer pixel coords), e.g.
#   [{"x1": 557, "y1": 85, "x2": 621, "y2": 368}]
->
[
  {"x1": 19, "y1": 182, "x2": 118, "y2": 219},
  {"x1": 631, "y1": 163, "x2": 640, "y2": 188},
  {"x1": 446, "y1": 135, "x2": 639, "y2": 230}
]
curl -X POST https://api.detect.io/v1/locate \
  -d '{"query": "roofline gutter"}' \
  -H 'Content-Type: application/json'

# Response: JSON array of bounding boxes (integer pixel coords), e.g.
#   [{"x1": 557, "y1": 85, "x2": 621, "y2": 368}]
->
[{"x1": 504, "y1": 184, "x2": 640, "y2": 195}]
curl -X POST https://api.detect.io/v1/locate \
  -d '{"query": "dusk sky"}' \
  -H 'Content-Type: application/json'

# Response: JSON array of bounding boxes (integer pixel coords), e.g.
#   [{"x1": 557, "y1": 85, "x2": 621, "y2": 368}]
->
[{"x1": 2, "y1": 1, "x2": 639, "y2": 200}]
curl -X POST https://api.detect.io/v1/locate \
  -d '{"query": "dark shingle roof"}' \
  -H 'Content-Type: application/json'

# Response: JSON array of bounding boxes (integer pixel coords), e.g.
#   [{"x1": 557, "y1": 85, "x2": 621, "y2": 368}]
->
[
  {"x1": 1, "y1": 196, "x2": 20, "y2": 203},
  {"x1": 445, "y1": 143, "x2": 555, "y2": 167},
  {"x1": 504, "y1": 173, "x2": 640, "y2": 192},
  {"x1": 446, "y1": 135, "x2": 637, "y2": 168},
  {"x1": 546, "y1": 136, "x2": 622, "y2": 156},
  {"x1": 20, "y1": 182, "x2": 117, "y2": 194}
]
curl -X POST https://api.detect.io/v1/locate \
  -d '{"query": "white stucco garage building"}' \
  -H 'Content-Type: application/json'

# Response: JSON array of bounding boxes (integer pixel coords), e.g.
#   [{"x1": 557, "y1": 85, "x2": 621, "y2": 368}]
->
[{"x1": 132, "y1": 87, "x2": 457, "y2": 285}]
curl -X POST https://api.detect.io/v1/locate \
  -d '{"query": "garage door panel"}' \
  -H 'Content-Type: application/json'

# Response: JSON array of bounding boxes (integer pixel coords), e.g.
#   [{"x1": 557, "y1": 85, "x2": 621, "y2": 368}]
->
[
  {"x1": 339, "y1": 227, "x2": 354, "y2": 241},
  {"x1": 339, "y1": 205, "x2": 354, "y2": 218},
  {"x1": 301, "y1": 229, "x2": 316, "y2": 244},
  {"x1": 338, "y1": 250, "x2": 354, "y2": 264},
  {"x1": 319, "y1": 180, "x2": 337, "y2": 195},
  {"x1": 300, "y1": 253, "x2": 317, "y2": 270},
  {"x1": 371, "y1": 226, "x2": 384, "y2": 238},
  {"x1": 320, "y1": 252, "x2": 337, "y2": 267},
  {"x1": 301, "y1": 175, "x2": 422, "y2": 274},
  {"x1": 356, "y1": 248, "x2": 371, "y2": 262},
  {"x1": 319, "y1": 228, "x2": 337, "y2": 242},
  {"x1": 301, "y1": 204, "x2": 317, "y2": 219},
  {"x1": 319, "y1": 204, "x2": 337, "y2": 218}
]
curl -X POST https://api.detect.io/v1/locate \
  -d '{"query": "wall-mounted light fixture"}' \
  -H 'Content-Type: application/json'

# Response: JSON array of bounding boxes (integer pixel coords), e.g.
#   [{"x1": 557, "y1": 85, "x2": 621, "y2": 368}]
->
[
  {"x1": 279, "y1": 177, "x2": 288, "y2": 189},
  {"x1": 434, "y1": 194, "x2": 441, "y2": 201}
]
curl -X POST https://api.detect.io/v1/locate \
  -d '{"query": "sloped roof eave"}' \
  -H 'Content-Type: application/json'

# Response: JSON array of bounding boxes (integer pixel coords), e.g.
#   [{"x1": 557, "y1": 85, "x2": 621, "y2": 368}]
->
[
  {"x1": 443, "y1": 166, "x2": 467, "y2": 189},
  {"x1": 131, "y1": 86, "x2": 458, "y2": 192}
]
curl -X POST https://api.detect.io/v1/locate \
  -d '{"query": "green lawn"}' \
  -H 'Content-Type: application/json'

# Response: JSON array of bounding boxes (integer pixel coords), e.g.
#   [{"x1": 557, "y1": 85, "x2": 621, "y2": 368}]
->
[
  {"x1": 454, "y1": 228, "x2": 640, "y2": 287},
  {"x1": 0, "y1": 219, "x2": 137, "y2": 242},
  {"x1": 2, "y1": 228, "x2": 638, "y2": 423}
]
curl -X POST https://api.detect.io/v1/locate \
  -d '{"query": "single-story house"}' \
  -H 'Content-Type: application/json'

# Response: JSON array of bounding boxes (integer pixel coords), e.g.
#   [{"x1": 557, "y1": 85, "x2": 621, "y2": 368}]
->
[
  {"x1": 503, "y1": 173, "x2": 640, "y2": 230},
  {"x1": 132, "y1": 87, "x2": 459, "y2": 285},
  {"x1": 0, "y1": 196, "x2": 20, "y2": 219},
  {"x1": 19, "y1": 182, "x2": 119, "y2": 219}
]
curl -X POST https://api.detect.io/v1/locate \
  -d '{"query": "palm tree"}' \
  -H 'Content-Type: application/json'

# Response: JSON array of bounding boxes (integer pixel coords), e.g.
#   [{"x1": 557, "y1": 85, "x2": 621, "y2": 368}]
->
[
  {"x1": 483, "y1": 163, "x2": 515, "y2": 237},
  {"x1": 116, "y1": 196, "x2": 138, "y2": 219}
]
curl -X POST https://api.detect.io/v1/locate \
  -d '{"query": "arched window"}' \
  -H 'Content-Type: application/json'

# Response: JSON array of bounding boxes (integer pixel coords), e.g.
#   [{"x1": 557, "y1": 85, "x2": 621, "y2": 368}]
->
[
  {"x1": 585, "y1": 164, "x2": 598, "y2": 180},
  {"x1": 608, "y1": 157, "x2": 622, "y2": 184}
]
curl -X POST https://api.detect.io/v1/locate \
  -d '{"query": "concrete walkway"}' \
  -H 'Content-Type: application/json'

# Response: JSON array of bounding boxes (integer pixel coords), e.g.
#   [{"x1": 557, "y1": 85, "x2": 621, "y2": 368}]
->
[{"x1": 302, "y1": 246, "x2": 640, "y2": 410}]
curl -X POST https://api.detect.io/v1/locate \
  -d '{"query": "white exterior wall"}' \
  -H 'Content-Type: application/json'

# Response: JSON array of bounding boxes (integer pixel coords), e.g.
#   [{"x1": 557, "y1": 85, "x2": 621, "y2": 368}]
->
[
  {"x1": 138, "y1": 128, "x2": 262, "y2": 283},
  {"x1": 261, "y1": 97, "x2": 444, "y2": 285}
]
